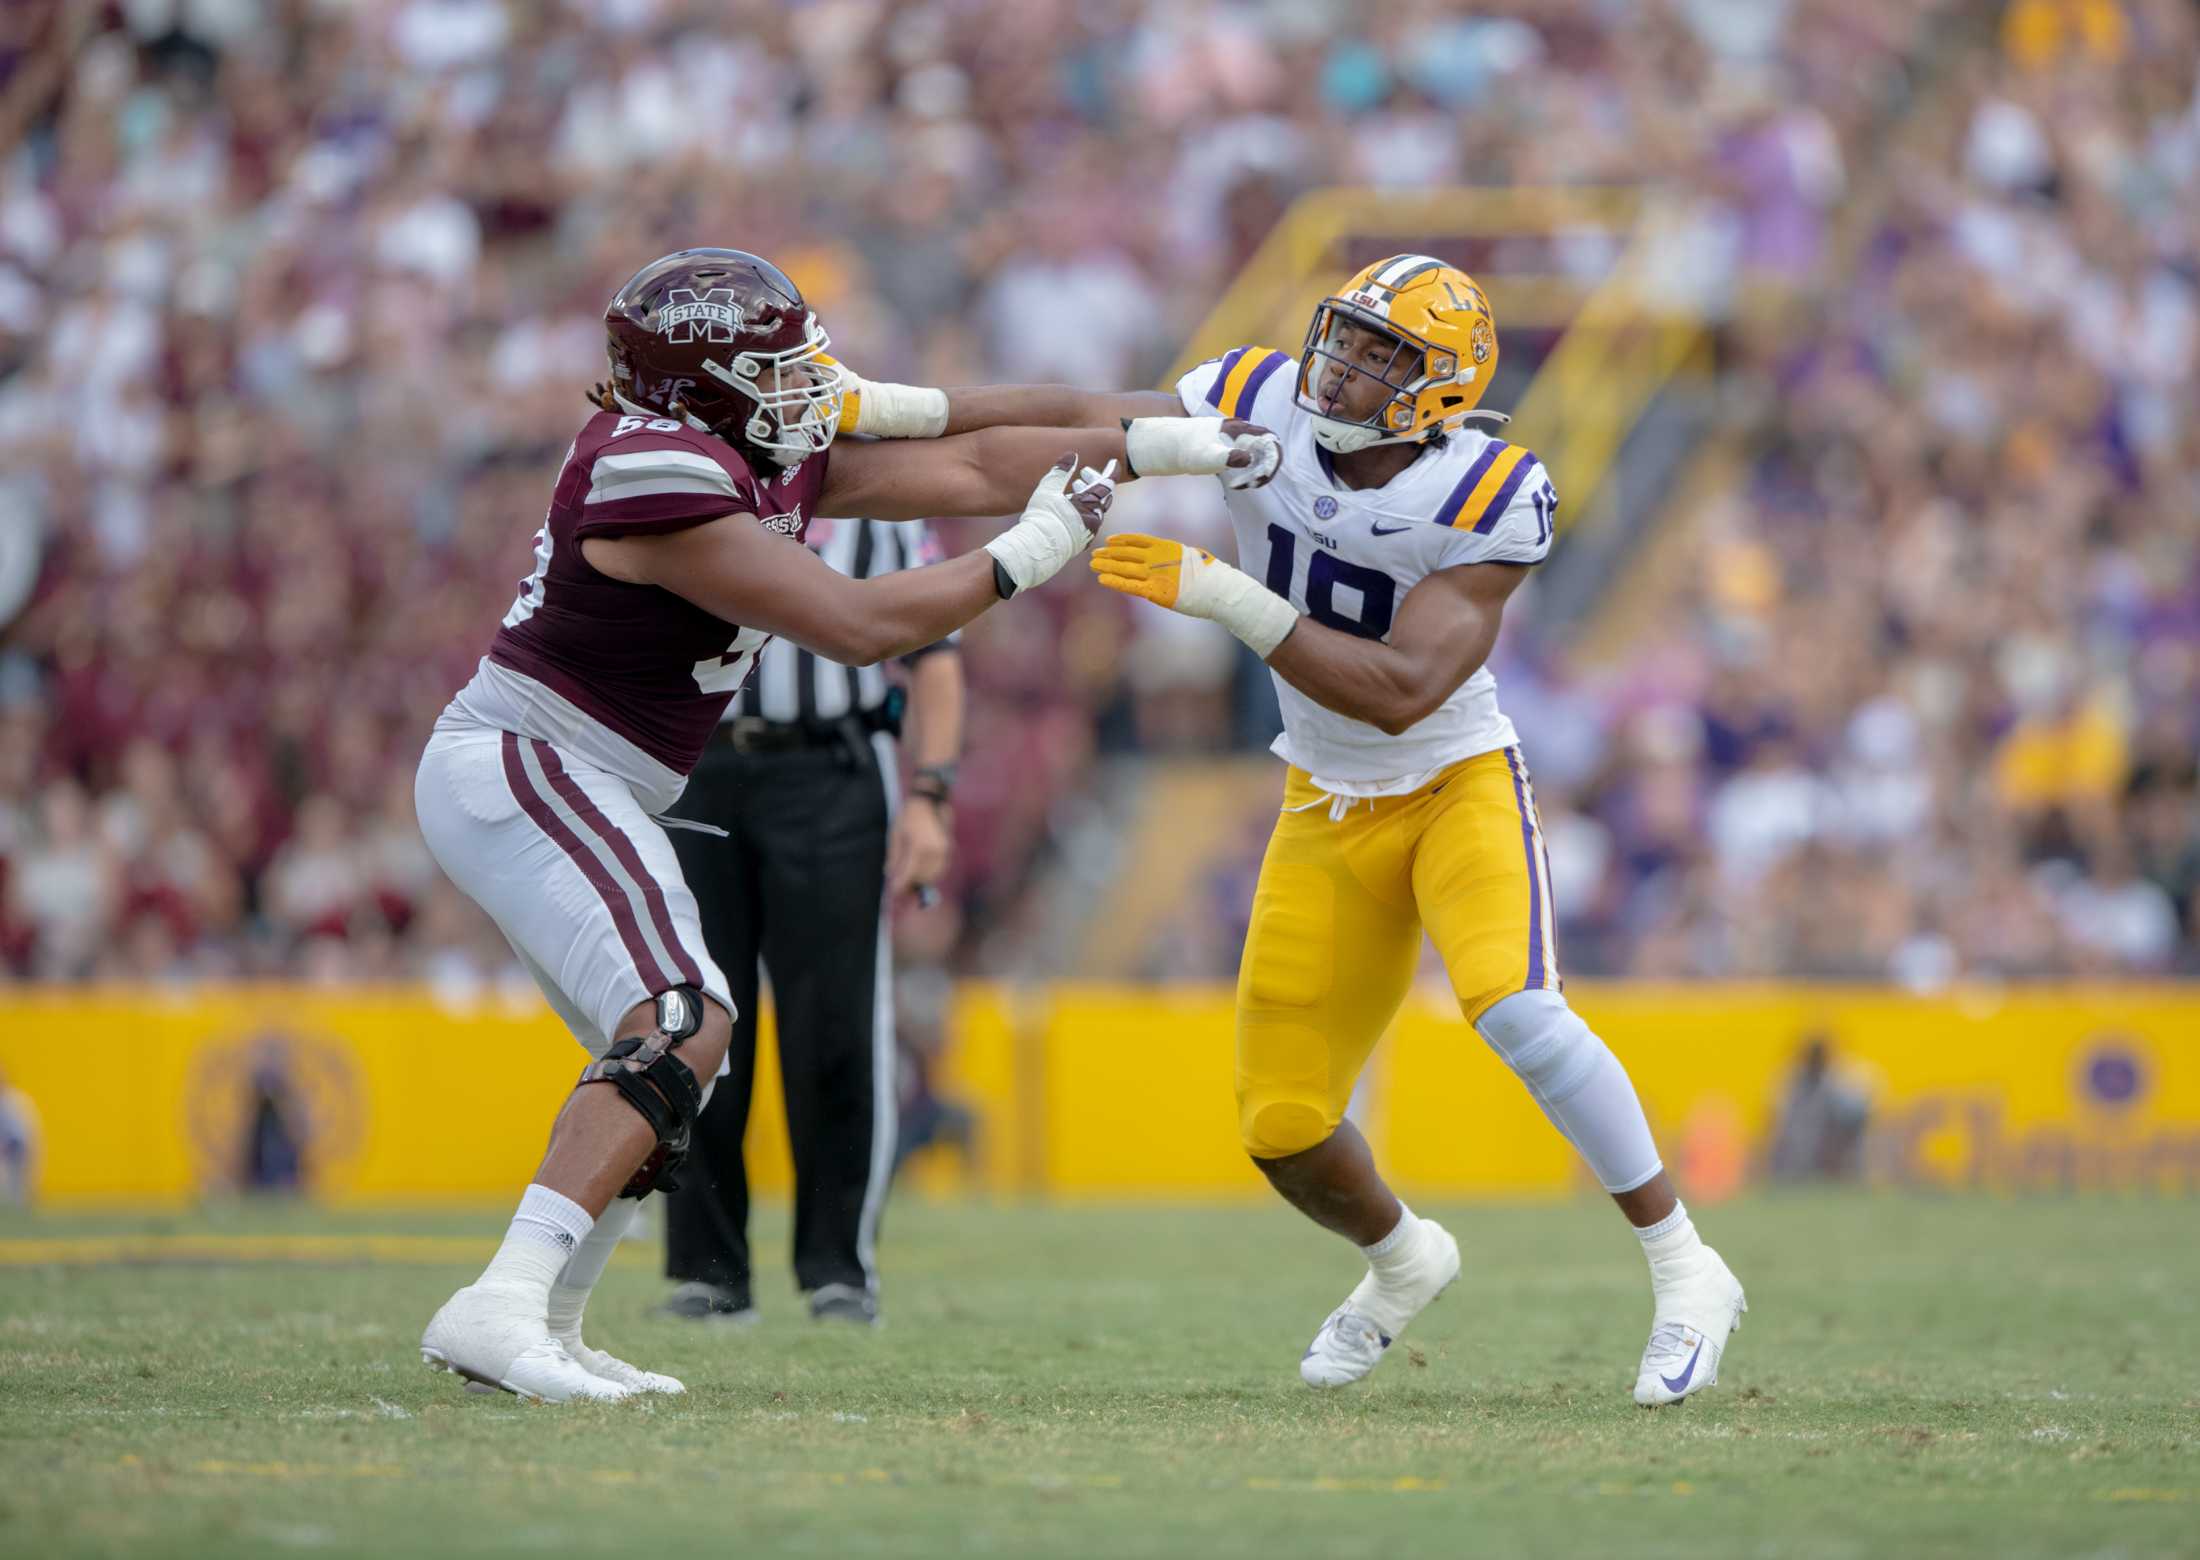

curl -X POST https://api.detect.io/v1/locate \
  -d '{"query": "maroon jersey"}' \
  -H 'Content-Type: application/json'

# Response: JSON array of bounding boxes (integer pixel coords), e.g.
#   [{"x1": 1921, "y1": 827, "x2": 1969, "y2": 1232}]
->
[{"x1": 484, "y1": 409, "x2": 827, "y2": 780}]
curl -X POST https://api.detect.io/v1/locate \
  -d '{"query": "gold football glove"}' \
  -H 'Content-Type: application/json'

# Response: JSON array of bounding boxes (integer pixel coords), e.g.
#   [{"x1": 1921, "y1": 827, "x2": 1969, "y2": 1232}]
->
[{"x1": 1090, "y1": 534, "x2": 1299, "y2": 656}]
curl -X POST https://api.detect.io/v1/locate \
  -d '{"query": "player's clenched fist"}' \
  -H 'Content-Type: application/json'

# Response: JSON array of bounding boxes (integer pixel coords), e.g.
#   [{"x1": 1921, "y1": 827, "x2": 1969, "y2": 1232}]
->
[
  {"x1": 1090, "y1": 532, "x2": 1299, "y2": 657},
  {"x1": 984, "y1": 455, "x2": 1118, "y2": 597},
  {"x1": 1123, "y1": 416, "x2": 1282, "y2": 489}
]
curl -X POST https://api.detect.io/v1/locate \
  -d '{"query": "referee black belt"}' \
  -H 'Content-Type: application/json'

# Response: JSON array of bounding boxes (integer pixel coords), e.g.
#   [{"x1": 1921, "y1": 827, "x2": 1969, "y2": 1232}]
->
[{"x1": 714, "y1": 703, "x2": 900, "y2": 756}]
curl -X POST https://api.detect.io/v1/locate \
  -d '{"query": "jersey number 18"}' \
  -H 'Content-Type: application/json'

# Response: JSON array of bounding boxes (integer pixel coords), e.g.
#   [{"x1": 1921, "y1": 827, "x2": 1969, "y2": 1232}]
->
[{"x1": 1264, "y1": 524, "x2": 1395, "y2": 640}]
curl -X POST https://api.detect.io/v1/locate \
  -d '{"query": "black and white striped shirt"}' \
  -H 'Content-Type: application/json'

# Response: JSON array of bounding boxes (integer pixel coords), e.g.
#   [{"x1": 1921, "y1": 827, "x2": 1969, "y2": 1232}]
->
[{"x1": 730, "y1": 518, "x2": 957, "y2": 726}]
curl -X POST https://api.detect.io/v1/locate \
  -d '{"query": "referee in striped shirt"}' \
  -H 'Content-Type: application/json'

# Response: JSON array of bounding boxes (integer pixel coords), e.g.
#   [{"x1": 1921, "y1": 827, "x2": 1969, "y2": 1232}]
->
[{"x1": 659, "y1": 516, "x2": 963, "y2": 1328}]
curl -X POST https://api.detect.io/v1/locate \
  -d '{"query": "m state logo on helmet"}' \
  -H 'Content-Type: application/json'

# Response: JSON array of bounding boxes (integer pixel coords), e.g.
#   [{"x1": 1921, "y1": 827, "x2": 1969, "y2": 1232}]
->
[
  {"x1": 657, "y1": 288, "x2": 747, "y2": 344},
  {"x1": 1295, "y1": 254, "x2": 1504, "y2": 455},
  {"x1": 602, "y1": 248, "x2": 848, "y2": 466}
]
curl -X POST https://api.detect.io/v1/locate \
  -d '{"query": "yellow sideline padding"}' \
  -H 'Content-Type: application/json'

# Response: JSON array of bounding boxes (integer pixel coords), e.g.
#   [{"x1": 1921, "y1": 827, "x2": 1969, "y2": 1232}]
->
[{"x1": 0, "y1": 985, "x2": 2194, "y2": 1204}]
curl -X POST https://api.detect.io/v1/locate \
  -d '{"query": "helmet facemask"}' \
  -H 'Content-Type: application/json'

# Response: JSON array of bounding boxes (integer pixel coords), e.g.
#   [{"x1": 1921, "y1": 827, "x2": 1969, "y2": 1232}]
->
[
  {"x1": 700, "y1": 311, "x2": 848, "y2": 466},
  {"x1": 1297, "y1": 299, "x2": 1452, "y2": 455}
]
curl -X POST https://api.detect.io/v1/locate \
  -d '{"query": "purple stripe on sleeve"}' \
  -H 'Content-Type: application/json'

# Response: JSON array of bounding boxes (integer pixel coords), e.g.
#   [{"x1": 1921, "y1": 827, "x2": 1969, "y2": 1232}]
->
[
  {"x1": 1504, "y1": 747, "x2": 1545, "y2": 990},
  {"x1": 1472, "y1": 456, "x2": 1537, "y2": 535},
  {"x1": 1205, "y1": 347, "x2": 1247, "y2": 411},
  {"x1": 1439, "y1": 440, "x2": 1506, "y2": 526},
  {"x1": 502, "y1": 733, "x2": 672, "y2": 992},
  {"x1": 1234, "y1": 351, "x2": 1287, "y2": 417},
  {"x1": 530, "y1": 741, "x2": 706, "y2": 990}
]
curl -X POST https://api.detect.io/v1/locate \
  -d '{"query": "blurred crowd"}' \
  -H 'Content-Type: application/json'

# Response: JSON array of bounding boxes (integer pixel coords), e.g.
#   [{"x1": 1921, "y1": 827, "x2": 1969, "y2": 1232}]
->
[
  {"x1": 0, "y1": 0, "x2": 2194, "y2": 987},
  {"x1": 1521, "y1": 0, "x2": 2200, "y2": 983}
]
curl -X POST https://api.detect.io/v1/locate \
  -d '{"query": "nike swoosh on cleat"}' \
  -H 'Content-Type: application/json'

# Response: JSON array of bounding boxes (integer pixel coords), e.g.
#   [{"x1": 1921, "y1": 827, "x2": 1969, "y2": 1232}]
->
[
  {"x1": 1660, "y1": 1339, "x2": 1705, "y2": 1395},
  {"x1": 1370, "y1": 524, "x2": 1411, "y2": 536}
]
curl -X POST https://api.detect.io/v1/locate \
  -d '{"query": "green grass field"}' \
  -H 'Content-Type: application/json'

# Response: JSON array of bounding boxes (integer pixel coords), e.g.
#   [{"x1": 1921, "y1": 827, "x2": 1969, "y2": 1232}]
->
[{"x1": 1, "y1": 1194, "x2": 2194, "y2": 1559}]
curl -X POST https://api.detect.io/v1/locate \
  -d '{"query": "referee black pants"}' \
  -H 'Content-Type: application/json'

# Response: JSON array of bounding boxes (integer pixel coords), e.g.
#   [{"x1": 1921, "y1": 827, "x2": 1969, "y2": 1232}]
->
[{"x1": 661, "y1": 735, "x2": 895, "y2": 1298}]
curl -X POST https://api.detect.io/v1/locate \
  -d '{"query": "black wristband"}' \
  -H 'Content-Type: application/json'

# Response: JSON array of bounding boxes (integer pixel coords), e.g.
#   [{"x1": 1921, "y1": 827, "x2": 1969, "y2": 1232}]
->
[
  {"x1": 992, "y1": 557, "x2": 1018, "y2": 599},
  {"x1": 1118, "y1": 417, "x2": 1142, "y2": 479}
]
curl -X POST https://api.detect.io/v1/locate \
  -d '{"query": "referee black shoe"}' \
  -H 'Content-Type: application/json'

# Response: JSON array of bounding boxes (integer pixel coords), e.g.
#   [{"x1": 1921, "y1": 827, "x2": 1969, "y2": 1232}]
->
[
  {"x1": 808, "y1": 1284, "x2": 880, "y2": 1327},
  {"x1": 657, "y1": 1281, "x2": 759, "y2": 1326}
]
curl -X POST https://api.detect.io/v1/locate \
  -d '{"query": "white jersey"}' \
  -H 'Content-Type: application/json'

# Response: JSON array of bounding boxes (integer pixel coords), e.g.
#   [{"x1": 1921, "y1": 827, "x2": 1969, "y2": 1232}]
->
[{"x1": 1175, "y1": 346, "x2": 1556, "y2": 791}]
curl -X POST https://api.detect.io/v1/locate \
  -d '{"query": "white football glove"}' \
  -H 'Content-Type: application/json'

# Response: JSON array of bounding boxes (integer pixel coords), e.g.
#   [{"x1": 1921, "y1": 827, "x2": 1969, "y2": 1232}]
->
[
  {"x1": 984, "y1": 456, "x2": 1118, "y2": 597},
  {"x1": 1124, "y1": 416, "x2": 1282, "y2": 490}
]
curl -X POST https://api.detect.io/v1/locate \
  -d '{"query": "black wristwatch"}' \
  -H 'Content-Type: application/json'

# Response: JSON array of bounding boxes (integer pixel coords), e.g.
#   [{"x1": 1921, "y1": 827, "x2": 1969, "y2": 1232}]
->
[{"x1": 910, "y1": 763, "x2": 957, "y2": 806}]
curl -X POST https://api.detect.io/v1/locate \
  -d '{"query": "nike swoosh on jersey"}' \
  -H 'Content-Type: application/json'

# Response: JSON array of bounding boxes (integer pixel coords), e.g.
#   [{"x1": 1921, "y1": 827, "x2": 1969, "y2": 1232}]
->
[
  {"x1": 1660, "y1": 1337, "x2": 1705, "y2": 1395},
  {"x1": 1369, "y1": 523, "x2": 1412, "y2": 536}
]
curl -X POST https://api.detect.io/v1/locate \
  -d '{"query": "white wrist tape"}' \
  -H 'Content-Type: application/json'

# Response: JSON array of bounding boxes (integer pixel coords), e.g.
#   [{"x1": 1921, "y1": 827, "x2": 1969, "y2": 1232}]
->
[
  {"x1": 850, "y1": 379, "x2": 950, "y2": 439},
  {"x1": 1124, "y1": 416, "x2": 1281, "y2": 489},
  {"x1": 1176, "y1": 553, "x2": 1300, "y2": 658},
  {"x1": 1125, "y1": 416, "x2": 1227, "y2": 477},
  {"x1": 983, "y1": 462, "x2": 1112, "y2": 595}
]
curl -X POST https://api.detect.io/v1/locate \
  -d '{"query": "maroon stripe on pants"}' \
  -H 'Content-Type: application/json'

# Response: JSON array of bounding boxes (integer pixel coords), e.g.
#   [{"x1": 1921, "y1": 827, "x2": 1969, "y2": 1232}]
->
[
  {"x1": 500, "y1": 732, "x2": 673, "y2": 992},
  {"x1": 528, "y1": 739, "x2": 706, "y2": 990}
]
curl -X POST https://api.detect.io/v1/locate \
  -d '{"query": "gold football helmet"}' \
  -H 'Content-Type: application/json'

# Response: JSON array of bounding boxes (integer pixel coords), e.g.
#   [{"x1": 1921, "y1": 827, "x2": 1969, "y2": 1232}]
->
[{"x1": 1296, "y1": 254, "x2": 1502, "y2": 454}]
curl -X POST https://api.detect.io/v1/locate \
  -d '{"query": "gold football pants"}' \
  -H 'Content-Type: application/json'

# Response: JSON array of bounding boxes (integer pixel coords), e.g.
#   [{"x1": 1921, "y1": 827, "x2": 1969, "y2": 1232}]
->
[{"x1": 1235, "y1": 746, "x2": 1560, "y2": 1158}]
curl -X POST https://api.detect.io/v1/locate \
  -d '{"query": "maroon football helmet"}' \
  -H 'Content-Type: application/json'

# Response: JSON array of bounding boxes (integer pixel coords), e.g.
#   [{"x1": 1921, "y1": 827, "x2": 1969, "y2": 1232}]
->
[{"x1": 603, "y1": 248, "x2": 847, "y2": 465}]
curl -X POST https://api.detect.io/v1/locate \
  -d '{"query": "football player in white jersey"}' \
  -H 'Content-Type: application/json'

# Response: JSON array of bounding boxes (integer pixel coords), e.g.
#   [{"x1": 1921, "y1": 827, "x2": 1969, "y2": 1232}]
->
[{"x1": 910, "y1": 255, "x2": 1746, "y2": 1404}]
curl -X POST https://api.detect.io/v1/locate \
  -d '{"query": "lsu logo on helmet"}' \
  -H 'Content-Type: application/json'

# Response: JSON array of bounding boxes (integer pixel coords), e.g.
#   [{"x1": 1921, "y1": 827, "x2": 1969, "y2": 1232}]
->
[{"x1": 1297, "y1": 255, "x2": 1503, "y2": 455}]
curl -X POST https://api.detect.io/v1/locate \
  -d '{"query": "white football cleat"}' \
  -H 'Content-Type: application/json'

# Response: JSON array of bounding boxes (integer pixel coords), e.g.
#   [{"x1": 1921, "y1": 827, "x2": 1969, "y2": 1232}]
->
[
  {"x1": 1299, "y1": 1219, "x2": 1461, "y2": 1389},
  {"x1": 560, "y1": 1336, "x2": 685, "y2": 1395},
  {"x1": 1633, "y1": 1246, "x2": 1746, "y2": 1407},
  {"x1": 421, "y1": 1284, "x2": 633, "y2": 1403}
]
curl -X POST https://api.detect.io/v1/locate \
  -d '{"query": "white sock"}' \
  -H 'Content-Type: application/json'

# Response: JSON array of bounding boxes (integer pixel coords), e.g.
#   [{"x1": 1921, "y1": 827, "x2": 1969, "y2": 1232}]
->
[
  {"x1": 547, "y1": 1197, "x2": 640, "y2": 1343},
  {"x1": 1360, "y1": 1205, "x2": 1425, "y2": 1281},
  {"x1": 1636, "y1": 1200, "x2": 1706, "y2": 1281},
  {"x1": 1347, "y1": 1206, "x2": 1438, "y2": 1335},
  {"x1": 480, "y1": 1184, "x2": 594, "y2": 1304}
]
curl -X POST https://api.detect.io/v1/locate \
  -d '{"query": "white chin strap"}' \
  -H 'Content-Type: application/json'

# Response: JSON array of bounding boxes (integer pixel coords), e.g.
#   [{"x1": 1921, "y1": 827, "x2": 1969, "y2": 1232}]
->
[
  {"x1": 1310, "y1": 416, "x2": 1406, "y2": 455},
  {"x1": 1310, "y1": 406, "x2": 1511, "y2": 454}
]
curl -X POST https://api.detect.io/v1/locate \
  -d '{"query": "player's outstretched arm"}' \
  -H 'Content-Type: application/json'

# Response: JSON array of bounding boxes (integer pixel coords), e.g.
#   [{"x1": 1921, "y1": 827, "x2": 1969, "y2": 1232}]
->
[
  {"x1": 940, "y1": 386, "x2": 1182, "y2": 435},
  {"x1": 835, "y1": 368, "x2": 1177, "y2": 440},
  {"x1": 820, "y1": 424, "x2": 1137, "y2": 520},
  {"x1": 834, "y1": 370, "x2": 1278, "y2": 490},
  {"x1": 823, "y1": 420, "x2": 1274, "y2": 521},
  {"x1": 1091, "y1": 537, "x2": 1528, "y2": 736},
  {"x1": 584, "y1": 457, "x2": 1114, "y2": 666}
]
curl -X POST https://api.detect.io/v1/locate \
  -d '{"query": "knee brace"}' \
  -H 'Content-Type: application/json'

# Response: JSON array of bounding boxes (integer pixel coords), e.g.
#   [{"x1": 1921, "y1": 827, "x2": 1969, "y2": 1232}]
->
[
  {"x1": 1474, "y1": 988, "x2": 1602, "y2": 1105},
  {"x1": 580, "y1": 985, "x2": 706, "y2": 1198}
]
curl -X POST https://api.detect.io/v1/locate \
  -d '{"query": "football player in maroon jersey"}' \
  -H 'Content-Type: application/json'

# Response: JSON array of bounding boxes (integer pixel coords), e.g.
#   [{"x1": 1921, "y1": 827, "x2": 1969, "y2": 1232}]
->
[{"x1": 415, "y1": 248, "x2": 1281, "y2": 1402}]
